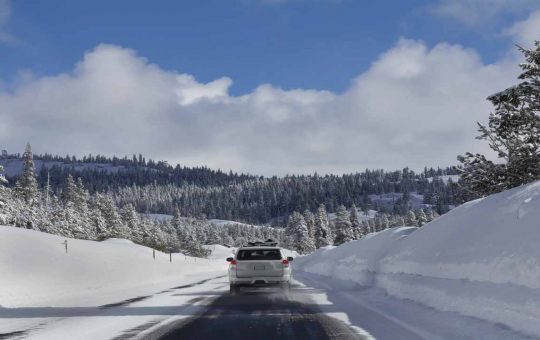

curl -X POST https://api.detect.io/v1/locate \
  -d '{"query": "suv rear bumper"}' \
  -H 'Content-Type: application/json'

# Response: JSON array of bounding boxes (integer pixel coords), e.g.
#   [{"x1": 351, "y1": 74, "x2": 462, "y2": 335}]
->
[{"x1": 229, "y1": 276, "x2": 291, "y2": 285}]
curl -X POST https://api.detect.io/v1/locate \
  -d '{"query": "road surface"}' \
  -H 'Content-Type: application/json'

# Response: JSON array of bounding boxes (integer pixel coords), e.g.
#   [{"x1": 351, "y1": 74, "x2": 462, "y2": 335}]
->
[
  {"x1": 151, "y1": 285, "x2": 365, "y2": 340},
  {"x1": 3, "y1": 273, "x2": 524, "y2": 339}
]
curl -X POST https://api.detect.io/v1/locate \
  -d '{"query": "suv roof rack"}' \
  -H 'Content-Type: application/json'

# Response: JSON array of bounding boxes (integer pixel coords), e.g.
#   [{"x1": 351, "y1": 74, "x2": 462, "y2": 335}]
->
[{"x1": 246, "y1": 239, "x2": 278, "y2": 247}]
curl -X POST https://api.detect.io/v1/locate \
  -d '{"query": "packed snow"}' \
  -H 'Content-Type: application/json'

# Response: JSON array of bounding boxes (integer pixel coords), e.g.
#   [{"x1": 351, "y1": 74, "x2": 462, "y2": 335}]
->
[{"x1": 296, "y1": 180, "x2": 540, "y2": 339}]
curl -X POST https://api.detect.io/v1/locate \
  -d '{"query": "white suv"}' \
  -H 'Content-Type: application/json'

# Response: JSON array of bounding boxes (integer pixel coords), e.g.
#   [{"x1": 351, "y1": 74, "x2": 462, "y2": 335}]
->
[{"x1": 226, "y1": 241, "x2": 293, "y2": 294}]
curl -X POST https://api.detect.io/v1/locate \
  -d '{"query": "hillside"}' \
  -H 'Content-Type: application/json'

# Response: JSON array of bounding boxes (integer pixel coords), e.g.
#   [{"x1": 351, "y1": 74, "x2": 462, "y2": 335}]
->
[
  {"x1": 1, "y1": 151, "x2": 460, "y2": 224},
  {"x1": 0, "y1": 226, "x2": 226, "y2": 308},
  {"x1": 0, "y1": 154, "x2": 252, "y2": 193},
  {"x1": 296, "y1": 180, "x2": 540, "y2": 338}
]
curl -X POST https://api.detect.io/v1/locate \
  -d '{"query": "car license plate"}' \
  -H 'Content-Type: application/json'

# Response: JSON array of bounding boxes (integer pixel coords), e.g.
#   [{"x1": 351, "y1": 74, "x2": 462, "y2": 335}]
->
[{"x1": 254, "y1": 265, "x2": 265, "y2": 270}]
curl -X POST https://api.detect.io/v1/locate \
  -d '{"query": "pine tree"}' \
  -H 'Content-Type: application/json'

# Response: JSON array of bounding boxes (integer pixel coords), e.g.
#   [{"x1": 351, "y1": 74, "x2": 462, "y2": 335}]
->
[
  {"x1": 206, "y1": 226, "x2": 222, "y2": 245},
  {"x1": 303, "y1": 209, "x2": 315, "y2": 239},
  {"x1": 14, "y1": 144, "x2": 39, "y2": 204},
  {"x1": 121, "y1": 203, "x2": 142, "y2": 242},
  {"x1": 349, "y1": 204, "x2": 362, "y2": 239},
  {"x1": 91, "y1": 206, "x2": 108, "y2": 240},
  {"x1": 286, "y1": 211, "x2": 315, "y2": 254},
  {"x1": 0, "y1": 165, "x2": 11, "y2": 224},
  {"x1": 360, "y1": 220, "x2": 370, "y2": 235},
  {"x1": 380, "y1": 213, "x2": 390, "y2": 230},
  {"x1": 417, "y1": 209, "x2": 428, "y2": 227},
  {"x1": 62, "y1": 174, "x2": 78, "y2": 205},
  {"x1": 406, "y1": 210, "x2": 417, "y2": 226},
  {"x1": 458, "y1": 41, "x2": 540, "y2": 197},
  {"x1": 96, "y1": 194, "x2": 127, "y2": 239},
  {"x1": 314, "y1": 204, "x2": 332, "y2": 248},
  {"x1": 334, "y1": 205, "x2": 353, "y2": 245},
  {"x1": 74, "y1": 177, "x2": 89, "y2": 211}
]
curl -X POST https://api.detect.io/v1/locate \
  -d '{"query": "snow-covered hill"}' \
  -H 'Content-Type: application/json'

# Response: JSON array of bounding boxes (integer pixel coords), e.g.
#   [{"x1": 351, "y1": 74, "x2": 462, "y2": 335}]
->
[
  {"x1": 296, "y1": 180, "x2": 540, "y2": 338},
  {"x1": 0, "y1": 226, "x2": 226, "y2": 308}
]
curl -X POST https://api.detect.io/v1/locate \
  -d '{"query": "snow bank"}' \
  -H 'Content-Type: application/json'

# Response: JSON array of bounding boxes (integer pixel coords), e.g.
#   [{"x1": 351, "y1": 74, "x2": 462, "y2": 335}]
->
[
  {"x1": 297, "y1": 181, "x2": 540, "y2": 338},
  {"x1": 0, "y1": 226, "x2": 226, "y2": 308}
]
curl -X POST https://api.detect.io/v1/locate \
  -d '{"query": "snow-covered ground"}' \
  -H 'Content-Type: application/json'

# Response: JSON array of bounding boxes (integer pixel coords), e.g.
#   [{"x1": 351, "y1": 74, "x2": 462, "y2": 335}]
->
[
  {"x1": 0, "y1": 226, "x2": 230, "y2": 338},
  {"x1": 208, "y1": 219, "x2": 261, "y2": 228},
  {"x1": 0, "y1": 226, "x2": 226, "y2": 309},
  {"x1": 296, "y1": 180, "x2": 540, "y2": 339},
  {"x1": 0, "y1": 228, "x2": 297, "y2": 339}
]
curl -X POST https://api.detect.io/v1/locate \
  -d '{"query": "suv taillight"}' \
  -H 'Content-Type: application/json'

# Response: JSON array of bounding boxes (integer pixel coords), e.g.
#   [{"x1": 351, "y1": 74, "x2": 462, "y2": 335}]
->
[
  {"x1": 230, "y1": 260, "x2": 237, "y2": 265},
  {"x1": 282, "y1": 259, "x2": 289, "y2": 267}
]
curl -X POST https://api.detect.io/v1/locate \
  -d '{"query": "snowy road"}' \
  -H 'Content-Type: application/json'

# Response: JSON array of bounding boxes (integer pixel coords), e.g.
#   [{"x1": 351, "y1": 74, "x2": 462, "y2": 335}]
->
[
  {"x1": 151, "y1": 284, "x2": 365, "y2": 340},
  {"x1": 2, "y1": 270, "x2": 534, "y2": 339}
]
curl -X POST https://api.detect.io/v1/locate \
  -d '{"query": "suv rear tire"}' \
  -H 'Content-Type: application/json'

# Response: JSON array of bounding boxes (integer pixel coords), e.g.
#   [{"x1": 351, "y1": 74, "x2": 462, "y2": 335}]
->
[{"x1": 230, "y1": 284, "x2": 240, "y2": 295}]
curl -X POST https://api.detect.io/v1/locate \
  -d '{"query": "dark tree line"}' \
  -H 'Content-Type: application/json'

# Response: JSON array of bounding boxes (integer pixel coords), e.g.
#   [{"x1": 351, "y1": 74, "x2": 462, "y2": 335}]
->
[{"x1": 110, "y1": 168, "x2": 459, "y2": 224}]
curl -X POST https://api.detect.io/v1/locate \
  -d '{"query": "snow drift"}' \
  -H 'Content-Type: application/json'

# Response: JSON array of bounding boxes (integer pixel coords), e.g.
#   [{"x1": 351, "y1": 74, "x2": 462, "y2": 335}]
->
[
  {"x1": 296, "y1": 180, "x2": 540, "y2": 338},
  {"x1": 0, "y1": 226, "x2": 226, "y2": 308}
]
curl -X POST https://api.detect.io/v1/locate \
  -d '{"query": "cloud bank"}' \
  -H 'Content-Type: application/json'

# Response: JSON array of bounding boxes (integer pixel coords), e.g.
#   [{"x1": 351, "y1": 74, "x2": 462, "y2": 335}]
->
[
  {"x1": 427, "y1": 0, "x2": 540, "y2": 26},
  {"x1": 1, "y1": 13, "x2": 538, "y2": 175}
]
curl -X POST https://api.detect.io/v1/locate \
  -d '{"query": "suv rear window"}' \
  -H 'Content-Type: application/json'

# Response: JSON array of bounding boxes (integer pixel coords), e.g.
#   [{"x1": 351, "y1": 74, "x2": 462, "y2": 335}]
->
[{"x1": 237, "y1": 249, "x2": 282, "y2": 261}]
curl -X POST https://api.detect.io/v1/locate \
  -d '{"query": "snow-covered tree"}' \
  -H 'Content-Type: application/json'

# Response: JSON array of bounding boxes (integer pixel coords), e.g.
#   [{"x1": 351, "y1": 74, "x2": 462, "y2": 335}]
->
[
  {"x1": 380, "y1": 213, "x2": 390, "y2": 230},
  {"x1": 303, "y1": 209, "x2": 315, "y2": 239},
  {"x1": 62, "y1": 174, "x2": 78, "y2": 205},
  {"x1": 205, "y1": 226, "x2": 222, "y2": 245},
  {"x1": 75, "y1": 177, "x2": 89, "y2": 211},
  {"x1": 286, "y1": 211, "x2": 315, "y2": 254},
  {"x1": 406, "y1": 210, "x2": 417, "y2": 227},
  {"x1": 91, "y1": 206, "x2": 108, "y2": 240},
  {"x1": 14, "y1": 143, "x2": 39, "y2": 204},
  {"x1": 96, "y1": 194, "x2": 127, "y2": 239},
  {"x1": 334, "y1": 205, "x2": 353, "y2": 245},
  {"x1": 314, "y1": 204, "x2": 332, "y2": 248},
  {"x1": 361, "y1": 220, "x2": 370, "y2": 235},
  {"x1": 121, "y1": 203, "x2": 142, "y2": 242},
  {"x1": 417, "y1": 209, "x2": 428, "y2": 227},
  {"x1": 350, "y1": 204, "x2": 362, "y2": 239},
  {"x1": 458, "y1": 41, "x2": 540, "y2": 197},
  {"x1": 0, "y1": 165, "x2": 10, "y2": 225}
]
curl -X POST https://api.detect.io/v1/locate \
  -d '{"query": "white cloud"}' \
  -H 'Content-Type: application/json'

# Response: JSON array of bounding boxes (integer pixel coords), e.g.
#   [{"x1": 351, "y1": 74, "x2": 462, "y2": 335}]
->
[
  {"x1": 176, "y1": 75, "x2": 232, "y2": 106},
  {"x1": 0, "y1": 36, "x2": 523, "y2": 175},
  {"x1": 427, "y1": 0, "x2": 540, "y2": 26},
  {"x1": 505, "y1": 10, "x2": 540, "y2": 47}
]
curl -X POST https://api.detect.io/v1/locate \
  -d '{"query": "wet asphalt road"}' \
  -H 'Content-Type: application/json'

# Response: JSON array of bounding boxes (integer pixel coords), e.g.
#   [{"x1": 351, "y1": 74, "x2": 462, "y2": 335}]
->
[{"x1": 155, "y1": 288, "x2": 365, "y2": 340}]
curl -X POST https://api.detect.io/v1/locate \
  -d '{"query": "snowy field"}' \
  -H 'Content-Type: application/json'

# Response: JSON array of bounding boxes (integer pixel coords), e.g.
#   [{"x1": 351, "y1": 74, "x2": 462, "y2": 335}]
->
[
  {"x1": 0, "y1": 226, "x2": 228, "y2": 337},
  {"x1": 0, "y1": 227, "x2": 226, "y2": 309},
  {"x1": 296, "y1": 180, "x2": 540, "y2": 339}
]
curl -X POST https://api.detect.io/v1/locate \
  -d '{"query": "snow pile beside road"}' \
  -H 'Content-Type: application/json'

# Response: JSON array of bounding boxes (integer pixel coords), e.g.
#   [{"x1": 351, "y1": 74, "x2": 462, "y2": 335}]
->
[
  {"x1": 296, "y1": 180, "x2": 540, "y2": 338},
  {"x1": 0, "y1": 226, "x2": 226, "y2": 308}
]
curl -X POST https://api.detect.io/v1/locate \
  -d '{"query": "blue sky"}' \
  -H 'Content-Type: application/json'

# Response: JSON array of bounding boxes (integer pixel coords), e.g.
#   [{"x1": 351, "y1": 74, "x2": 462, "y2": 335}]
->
[
  {"x1": 0, "y1": 0, "x2": 539, "y2": 175},
  {"x1": 1, "y1": 0, "x2": 534, "y2": 94}
]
